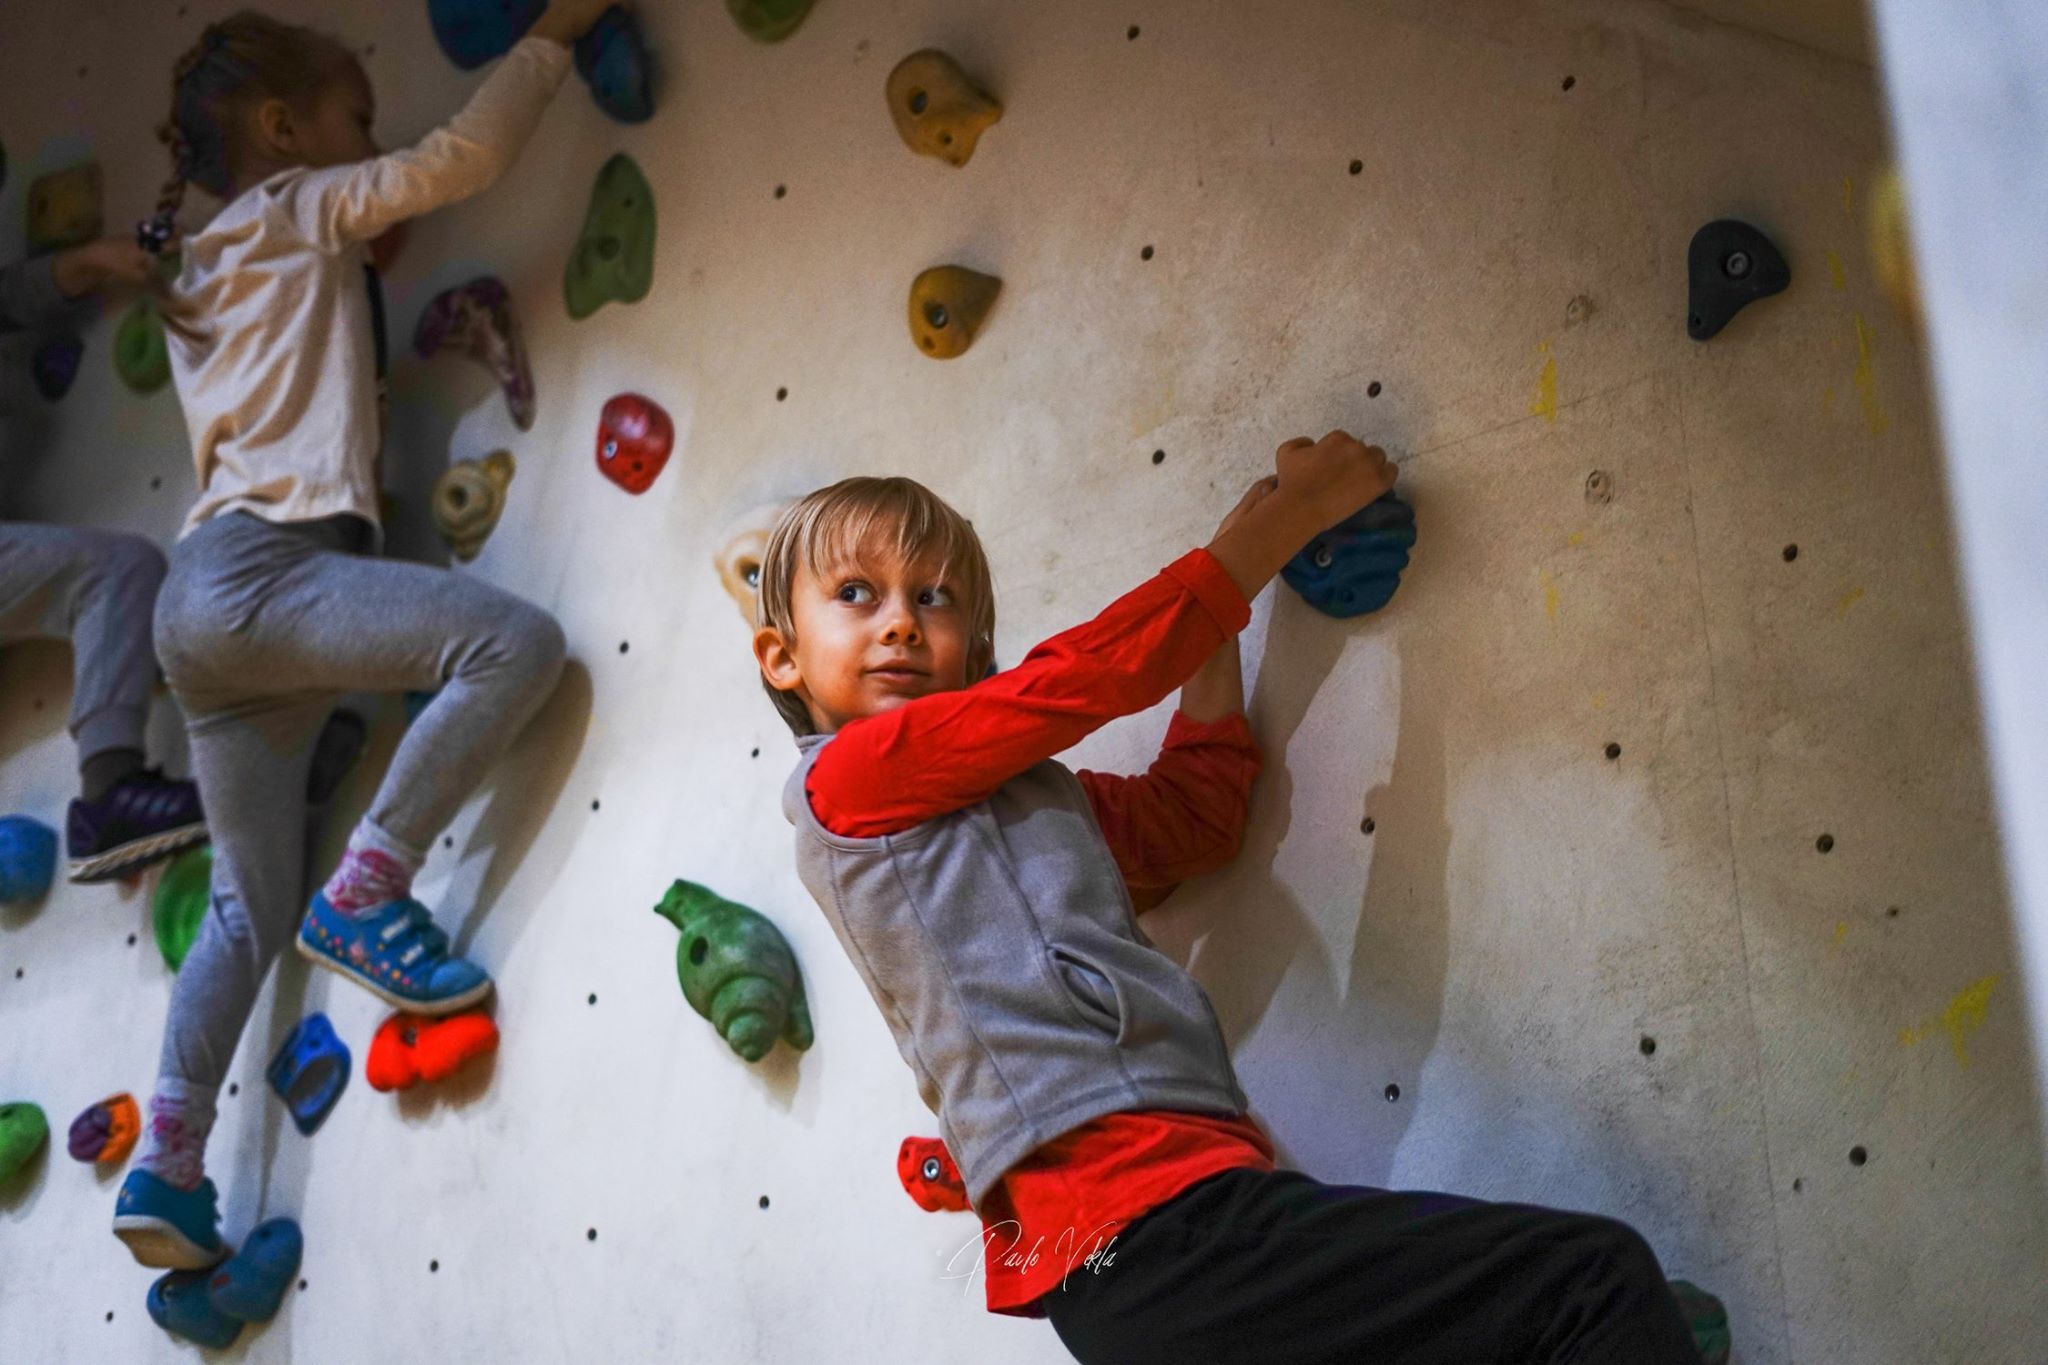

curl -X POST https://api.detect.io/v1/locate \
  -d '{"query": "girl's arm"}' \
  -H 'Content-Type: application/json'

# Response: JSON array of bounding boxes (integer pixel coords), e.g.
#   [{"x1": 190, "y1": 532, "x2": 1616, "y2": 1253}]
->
[{"x1": 284, "y1": 36, "x2": 574, "y2": 251}]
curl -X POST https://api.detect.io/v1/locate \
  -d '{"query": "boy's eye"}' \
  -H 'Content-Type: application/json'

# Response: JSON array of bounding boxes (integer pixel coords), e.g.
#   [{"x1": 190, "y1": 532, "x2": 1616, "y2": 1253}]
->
[
  {"x1": 836, "y1": 582, "x2": 874, "y2": 604},
  {"x1": 919, "y1": 585, "x2": 954, "y2": 607}
]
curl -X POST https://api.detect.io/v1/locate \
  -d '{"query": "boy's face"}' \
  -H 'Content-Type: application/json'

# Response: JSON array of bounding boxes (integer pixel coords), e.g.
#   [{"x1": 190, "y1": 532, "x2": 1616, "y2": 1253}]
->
[{"x1": 755, "y1": 538, "x2": 972, "y2": 734}]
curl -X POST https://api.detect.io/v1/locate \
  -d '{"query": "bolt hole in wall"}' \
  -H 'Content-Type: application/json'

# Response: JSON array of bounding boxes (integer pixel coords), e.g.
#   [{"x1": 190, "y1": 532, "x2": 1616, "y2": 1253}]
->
[
  {"x1": 1349, "y1": 158, "x2": 1363, "y2": 175},
  {"x1": 1561, "y1": 74, "x2": 1576, "y2": 90},
  {"x1": 430, "y1": 1260, "x2": 439, "y2": 1274},
  {"x1": 773, "y1": 183, "x2": 786, "y2": 199},
  {"x1": 1816, "y1": 833, "x2": 1835, "y2": 853},
  {"x1": 759, "y1": 1195, "x2": 771, "y2": 1209},
  {"x1": 1127, "y1": 24, "x2": 1140, "y2": 40},
  {"x1": 775, "y1": 386, "x2": 788, "y2": 401},
  {"x1": 1367, "y1": 380, "x2": 1382, "y2": 397},
  {"x1": 1152, "y1": 449, "x2": 1166, "y2": 465},
  {"x1": 1640, "y1": 1036, "x2": 1657, "y2": 1056},
  {"x1": 1360, "y1": 816, "x2": 1376, "y2": 834},
  {"x1": 1605, "y1": 742, "x2": 1622, "y2": 760},
  {"x1": 1849, "y1": 1146, "x2": 1868, "y2": 1167},
  {"x1": 1783, "y1": 544, "x2": 1799, "y2": 561},
  {"x1": 1384, "y1": 1083, "x2": 1401, "y2": 1102},
  {"x1": 1140, "y1": 244, "x2": 1155, "y2": 260}
]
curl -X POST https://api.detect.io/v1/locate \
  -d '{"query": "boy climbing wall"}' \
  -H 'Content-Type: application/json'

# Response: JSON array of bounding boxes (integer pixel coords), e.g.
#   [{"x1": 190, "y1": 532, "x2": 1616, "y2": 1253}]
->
[
  {"x1": 752, "y1": 439, "x2": 1721, "y2": 1363},
  {"x1": 0, "y1": 239, "x2": 208, "y2": 882}
]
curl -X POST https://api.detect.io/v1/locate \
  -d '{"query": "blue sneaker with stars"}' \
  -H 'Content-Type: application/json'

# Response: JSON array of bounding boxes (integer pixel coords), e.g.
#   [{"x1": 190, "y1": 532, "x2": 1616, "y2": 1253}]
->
[{"x1": 295, "y1": 892, "x2": 493, "y2": 1014}]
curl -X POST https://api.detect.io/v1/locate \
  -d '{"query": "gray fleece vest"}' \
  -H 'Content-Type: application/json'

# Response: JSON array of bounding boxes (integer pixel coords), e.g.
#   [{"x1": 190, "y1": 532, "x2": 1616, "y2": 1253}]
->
[{"x1": 784, "y1": 732, "x2": 1250, "y2": 1208}]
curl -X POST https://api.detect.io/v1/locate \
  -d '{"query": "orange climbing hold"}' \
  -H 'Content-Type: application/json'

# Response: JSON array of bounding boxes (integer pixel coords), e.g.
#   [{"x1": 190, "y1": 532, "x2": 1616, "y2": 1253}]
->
[{"x1": 365, "y1": 1011, "x2": 500, "y2": 1092}]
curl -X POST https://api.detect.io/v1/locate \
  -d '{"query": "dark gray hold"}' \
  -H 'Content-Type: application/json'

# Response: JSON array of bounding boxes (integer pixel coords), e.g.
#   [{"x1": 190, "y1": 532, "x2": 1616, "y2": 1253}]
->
[{"x1": 1687, "y1": 219, "x2": 1790, "y2": 340}]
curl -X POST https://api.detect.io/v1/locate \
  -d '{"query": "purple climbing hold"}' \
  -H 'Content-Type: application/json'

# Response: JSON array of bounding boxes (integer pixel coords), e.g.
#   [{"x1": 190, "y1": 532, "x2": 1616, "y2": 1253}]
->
[
  {"x1": 414, "y1": 277, "x2": 535, "y2": 431},
  {"x1": 31, "y1": 334, "x2": 84, "y2": 402}
]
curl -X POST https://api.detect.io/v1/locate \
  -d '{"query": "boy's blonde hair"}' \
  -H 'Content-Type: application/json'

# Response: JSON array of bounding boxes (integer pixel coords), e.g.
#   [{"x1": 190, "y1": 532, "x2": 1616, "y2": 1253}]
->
[{"x1": 757, "y1": 477, "x2": 995, "y2": 736}]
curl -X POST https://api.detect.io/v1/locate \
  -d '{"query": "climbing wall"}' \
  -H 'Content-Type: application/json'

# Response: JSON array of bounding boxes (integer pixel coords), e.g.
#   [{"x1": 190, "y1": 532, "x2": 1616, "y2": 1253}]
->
[{"x1": 2, "y1": 0, "x2": 2043, "y2": 1360}]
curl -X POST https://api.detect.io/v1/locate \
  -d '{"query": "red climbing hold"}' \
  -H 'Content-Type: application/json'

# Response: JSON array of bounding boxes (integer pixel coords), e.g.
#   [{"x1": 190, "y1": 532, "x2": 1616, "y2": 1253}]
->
[
  {"x1": 365, "y1": 1010, "x2": 499, "y2": 1092},
  {"x1": 595, "y1": 393, "x2": 673, "y2": 495},
  {"x1": 897, "y1": 1136, "x2": 969, "y2": 1212}
]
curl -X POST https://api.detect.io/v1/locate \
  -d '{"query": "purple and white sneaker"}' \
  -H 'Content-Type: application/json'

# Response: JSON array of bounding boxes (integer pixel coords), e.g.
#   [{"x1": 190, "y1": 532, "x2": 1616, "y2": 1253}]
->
[{"x1": 66, "y1": 767, "x2": 208, "y2": 883}]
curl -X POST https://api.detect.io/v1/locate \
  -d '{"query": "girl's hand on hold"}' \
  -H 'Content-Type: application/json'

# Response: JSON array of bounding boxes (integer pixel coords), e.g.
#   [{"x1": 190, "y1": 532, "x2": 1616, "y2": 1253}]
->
[
  {"x1": 53, "y1": 237, "x2": 159, "y2": 300},
  {"x1": 1273, "y1": 430, "x2": 1398, "y2": 531},
  {"x1": 530, "y1": 0, "x2": 618, "y2": 45}
]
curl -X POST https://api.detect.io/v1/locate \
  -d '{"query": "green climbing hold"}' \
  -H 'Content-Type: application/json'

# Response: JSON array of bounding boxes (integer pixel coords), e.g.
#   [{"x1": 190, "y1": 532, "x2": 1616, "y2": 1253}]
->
[
  {"x1": 0, "y1": 1102, "x2": 49, "y2": 1184},
  {"x1": 727, "y1": 0, "x2": 817, "y2": 43},
  {"x1": 653, "y1": 880, "x2": 813, "y2": 1062},
  {"x1": 564, "y1": 154, "x2": 655, "y2": 321},
  {"x1": 115, "y1": 295, "x2": 170, "y2": 394},
  {"x1": 1668, "y1": 1279, "x2": 1731, "y2": 1365},
  {"x1": 153, "y1": 843, "x2": 212, "y2": 972}
]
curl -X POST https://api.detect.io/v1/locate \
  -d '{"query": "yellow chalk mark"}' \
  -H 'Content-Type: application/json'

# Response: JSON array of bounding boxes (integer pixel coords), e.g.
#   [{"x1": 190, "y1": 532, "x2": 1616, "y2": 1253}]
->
[
  {"x1": 1835, "y1": 586, "x2": 1865, "y2": 616},
  {"x1": 1852, "y1": 314, "x2": 1890, "y2": 435},
  {"x1": 1842, "y1": 175, "x2": 1855, "y2": 217},
  {"x1": 1901, "y1": 975, "x2": 2000, "y2": 1067},
  {"x1": 1822, "y1": 385, "x2": 1837, "y2": 413},
  {"x1": 1567, "y1": 530, "x2": 1586, "y2": 548},
  {"x1": 1827, "y1": 249, "x2": 1848, "y2": 291},
  {"x1": 1540, "y1": 569, "x2": 1559, "y2": 622},
  {"x1": 1530, "y1": 342, "x2": 1557, "y2": 424},
  {"x1": 1939, "y1": 975, "x2": 1999, "y2": 1066},
  {"x1": 1590, "y1": 692, "x2": 1607, "y2": 711},
  {"x1": 1834, "y1": 920, "x2": 1849, "y2": 945}
]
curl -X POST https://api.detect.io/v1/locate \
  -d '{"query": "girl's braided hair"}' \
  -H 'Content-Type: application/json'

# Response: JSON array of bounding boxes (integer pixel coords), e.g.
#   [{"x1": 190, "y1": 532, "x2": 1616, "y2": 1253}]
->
[{"x1": 142, "y1": 12, "x2": 354, "y2": 253}]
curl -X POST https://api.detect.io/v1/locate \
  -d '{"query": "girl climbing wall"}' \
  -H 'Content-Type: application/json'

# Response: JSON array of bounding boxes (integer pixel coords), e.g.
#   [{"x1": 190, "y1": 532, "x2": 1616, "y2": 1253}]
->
[{"x1": 110, "y1": 3, "x2": 612, "y2": 1344}]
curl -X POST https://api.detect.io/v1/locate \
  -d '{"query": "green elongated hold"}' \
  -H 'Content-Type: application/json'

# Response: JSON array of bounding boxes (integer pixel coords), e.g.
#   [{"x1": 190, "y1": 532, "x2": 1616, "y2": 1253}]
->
[
  {"x1": 153, "y1": 843, "x2": 212, "y2": 972},
  {"x1": 0, "y1": 1102, "x2": 49, "y2": 1184},
  {"x1": 653, "y1": 879, "x2": 813, "y2": 1062},
  {"x1": 564, "y1": 153, "x2": 656, "y2": 320},
  {"x1": 727, "y1": 0, "x2": 817, "y2": 42},
  {"x1": 115, "y1": 295, "x2": 170, "y2": 394}
]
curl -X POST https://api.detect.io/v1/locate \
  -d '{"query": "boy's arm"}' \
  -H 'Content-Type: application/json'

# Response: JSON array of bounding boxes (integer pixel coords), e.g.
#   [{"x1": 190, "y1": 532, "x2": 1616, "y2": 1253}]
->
[
  {"x1": 1076, "y1": 700, "x2": 1263, "y2": 896},
  {"x1": 807, "y1": 434, "x2": 1396, "y2": 838},
  {"x1": 287, "y1": 31, "x2": 581, "y2": 251},
  {"x1": 806, "y1": 547, "x2": 1253, "y2": 837}
]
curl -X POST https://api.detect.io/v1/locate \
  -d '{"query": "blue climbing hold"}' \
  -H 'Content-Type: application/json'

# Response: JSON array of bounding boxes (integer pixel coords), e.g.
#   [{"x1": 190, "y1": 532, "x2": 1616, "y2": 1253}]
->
[
  {"x1": 428, "y1": 0, "x2": 653, "y2": 123},
  {"x1": 0, "y1": 816, "x2": 58, "y2": 906},
  {"x1": 148, "y1": 1268, "x2": 243, "y2": 1349},
  {"x1": 266, "y1": 1014, "x2": 350, "y2": 1137},
  {"x1": 1281, "y1": 491, "x2": 1417, "y2": 619},
  {"x1": 31, "y1": 334, "x2": 84, "y2": 402},
  {"x1": 426, "y1": 0, "x2": 547, "y2": 70},
  {"x1": 208, "y1": 1218, "x2": 303, "y2": 1323},
  {"x1": 574, "y1": 6, "x2": 655, "y2": 124}
]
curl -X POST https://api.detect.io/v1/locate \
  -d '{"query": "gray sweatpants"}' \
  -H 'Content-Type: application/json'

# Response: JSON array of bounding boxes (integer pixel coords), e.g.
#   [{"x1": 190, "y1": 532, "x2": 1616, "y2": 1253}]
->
[
  {"x1": 151, "y1": 510, "x2": 565, "y2": 1091},
  {"x1": 0, "y1": 522, "x2": 165, "y2": 760}
]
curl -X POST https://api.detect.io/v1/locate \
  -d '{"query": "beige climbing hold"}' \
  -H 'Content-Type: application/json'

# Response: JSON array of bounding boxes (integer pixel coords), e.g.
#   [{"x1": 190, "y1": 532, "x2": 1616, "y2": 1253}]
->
[
  {"x1": 715, "y1": 501, "x2": 794, "y2": 626},
  {"x1": 886, "y1": 50, "x2": 1002, "y2": 167},
  {"x1": 432, "y1": 450, "x2": 516, "y2": 563},
  {"x1": 908, "y1": 266, "x2": 1002, "y2": 359}
]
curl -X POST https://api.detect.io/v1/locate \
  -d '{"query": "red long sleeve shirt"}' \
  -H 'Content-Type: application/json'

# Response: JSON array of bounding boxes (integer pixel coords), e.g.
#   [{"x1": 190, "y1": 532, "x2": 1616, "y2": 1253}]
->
[{"x1": 805, "y1": 548, "x2": 1277, "y2": 1317}]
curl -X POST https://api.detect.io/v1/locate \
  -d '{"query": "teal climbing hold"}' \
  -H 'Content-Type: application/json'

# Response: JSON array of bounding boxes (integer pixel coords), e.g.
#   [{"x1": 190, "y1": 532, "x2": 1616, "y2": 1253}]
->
[
  {"x1": 152, "y1": 843, "x2": 211, "y2": 971},
  {"x1": 653, "y1": 880, "x2": 813, "y2": 1062},
  {"x1": 564, "y1": 154, "x2": 655, "y2": 320}
]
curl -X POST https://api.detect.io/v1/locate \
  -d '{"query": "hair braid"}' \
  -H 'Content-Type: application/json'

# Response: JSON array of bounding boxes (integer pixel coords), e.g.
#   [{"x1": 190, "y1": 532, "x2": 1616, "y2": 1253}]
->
[{"x1": 139, "y1": 14, "x2": 353, "y2": 255}]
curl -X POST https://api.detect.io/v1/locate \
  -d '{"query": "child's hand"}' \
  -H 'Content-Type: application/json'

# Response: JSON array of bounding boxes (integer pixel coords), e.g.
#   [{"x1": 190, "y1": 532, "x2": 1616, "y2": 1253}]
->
[
  {"x1": 530, "y1": 0, "x2": 617, "y2": 45},
  {"x1": 1273, "y1": 430, "x2": 1398, "y2": 531},
  {"x1": 52, "y1": 237, "x2": 160, "y2": 300},
  {"x1": 1214, "y1": 476, "x2": 1279, "y2": 539}
]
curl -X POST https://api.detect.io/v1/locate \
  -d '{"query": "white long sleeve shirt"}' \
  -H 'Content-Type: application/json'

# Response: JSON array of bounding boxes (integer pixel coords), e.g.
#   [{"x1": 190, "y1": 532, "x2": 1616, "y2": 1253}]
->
[{"x1": 164, "y1": 36, "x2": 571, "y2": 540}]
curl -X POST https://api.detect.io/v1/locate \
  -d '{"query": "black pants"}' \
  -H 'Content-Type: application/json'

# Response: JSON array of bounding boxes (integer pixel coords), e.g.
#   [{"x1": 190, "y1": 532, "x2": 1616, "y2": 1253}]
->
[{"x1": 1042, "y1": 1168, "x2": 1701, "y2": 1365}]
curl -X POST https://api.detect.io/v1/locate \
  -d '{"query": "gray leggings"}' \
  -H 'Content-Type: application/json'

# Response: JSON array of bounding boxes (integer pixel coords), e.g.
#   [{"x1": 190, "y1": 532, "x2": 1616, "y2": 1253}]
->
[
  {"x1": 0, "y1": 521, "x2": 166, "y2": 760},
  {"x1": 152, "y1": 511, "x2": 565, "y2": 1090}
]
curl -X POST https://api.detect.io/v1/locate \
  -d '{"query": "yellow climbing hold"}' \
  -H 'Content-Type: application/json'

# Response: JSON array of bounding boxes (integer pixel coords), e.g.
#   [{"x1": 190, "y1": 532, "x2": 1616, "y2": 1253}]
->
[
  {"x1": 1530, "y1": 342, "x2": 1557, "y2": 424},
  {"x1": 1852, "y1": 314, "x2": 1889, "y2": 436}
]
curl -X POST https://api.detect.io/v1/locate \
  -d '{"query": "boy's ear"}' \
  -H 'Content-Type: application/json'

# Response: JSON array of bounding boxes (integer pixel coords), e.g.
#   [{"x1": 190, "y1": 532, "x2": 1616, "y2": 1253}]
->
[{"x1": 754, "y1": 625, "x2": 804, "y2": 695}]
